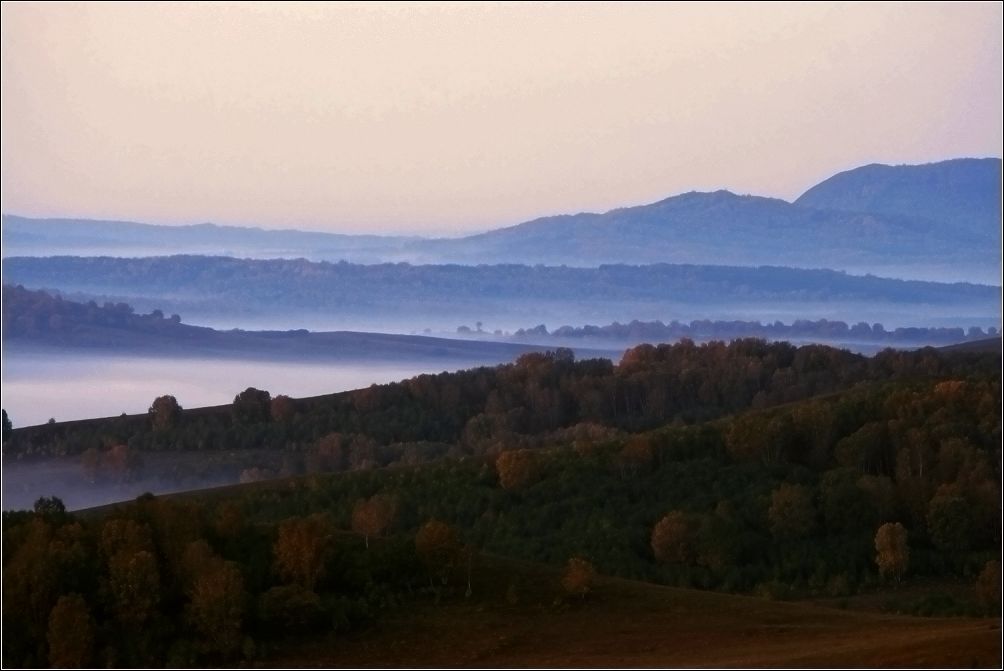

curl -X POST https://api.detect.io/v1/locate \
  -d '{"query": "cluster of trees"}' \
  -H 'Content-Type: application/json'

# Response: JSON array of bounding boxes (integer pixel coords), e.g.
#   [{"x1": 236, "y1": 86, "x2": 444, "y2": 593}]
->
[
  {"x1": 2, "y1": 491, "x2": 489, "y2": 667},
  {"x1": 1, "y1": 285, "x2": 181, "y2": 339},
  {"x1": 513, "y1": 318, "x2": 997, "y2": 346}
]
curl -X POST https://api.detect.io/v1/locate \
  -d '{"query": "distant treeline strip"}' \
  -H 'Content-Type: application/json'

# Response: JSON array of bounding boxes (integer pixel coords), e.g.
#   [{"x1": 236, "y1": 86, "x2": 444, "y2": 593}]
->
[{"x1": 512, "y1": 318, "x2": 999, "y2": 345}]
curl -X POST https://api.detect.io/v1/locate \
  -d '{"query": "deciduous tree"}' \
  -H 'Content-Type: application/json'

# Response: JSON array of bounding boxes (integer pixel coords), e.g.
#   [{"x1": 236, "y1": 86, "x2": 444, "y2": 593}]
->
[
  {"x1": 415, "y1": 519, "x2": 460, "y2": 587},
  {"x1": 561, "y1": 557, "x2": 597, "y2": 598},
  {"x1": 149, "y1": 395, "x2": 182, "y2": 430},
  {"x1": 274, "y1": 514, "x2": 333, "y2": 590},
  {"x1": 651, "y1": 511, "x2": 693, "y2": 564},
  {"x1": 351, "y1": 494, "x2": 397, "y2": 549},
  {"x1": 187, "y1": 560, "x2": 245, "y2": 657},
  {"x1": 874, "y1": 522, "x2": 909, "y2": 581},
  {"x1": 495, "y1": 449, "x2": 540, "y2": 490},
  {"x1": 768, "y1": 483, "x2": 816, "y2": 540},
  {"x1": 232, "y1": 387, "x2": 271, "y2": 424},
  {"x1": 47, "y1": 593, "x2": 94, "y2": 668}
]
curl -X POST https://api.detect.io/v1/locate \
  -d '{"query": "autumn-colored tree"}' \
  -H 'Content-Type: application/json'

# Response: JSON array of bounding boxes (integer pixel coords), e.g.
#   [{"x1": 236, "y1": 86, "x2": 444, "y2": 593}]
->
[
  {"x1": 179, "y1": 540, "x2": 217, "y2": 592},
  {"x1": 767, "y1": 483, "x2": 816, "y2": 540},
  {"x1": 270, "y1": 394, "x2": 297, "y2": 423},
  {"x1": 149, "y1": 395, "x2": 182, "y2": 430},
  {"x1": 495, "y1": 449, "x2": 540, "y2": 490},
  {"x1": 108, "y1": 549, "x2": 161, "y2": 624},
  {"x1": 619, "y1": 435, "x2": 655, "y2": 477},
  {"x1": 415, "y1": 519, "x2": 461, "y2": 586},
  {"x1": 274, "y1": 514, "x2": 334, "y2": 590},
  {"x1": 351, "y1": 494, "x2": 397, "y2": 549},
  {"x1": 307, "y1": 433, "x2": 345, "y2": 473},
  {"x1": 100, "y1": 518, "x2": 155, "y2": 560},
  {"x1": 187, "y1": 560, "x2": 246, "y2": 657},
  {"x1": 976, "y1": 560, "x2": 1000, "y2": 608},
  {"x1": 104, "y1": 444, "x2": 140, "y2": 479},
  {"x1": 3, "y1": 518, "x2": 59, "y2": 659},
  {"x1": 213, "y1": 501, "x2": 245, "y2": 541},
  {"x1": 651, "y1": 511, "x2": 693, "y2": 564},
  {"x1": 874, "y1": 522, "x2": 909, "y2": 581},
  {"x1": 561, "y1": 557, "x2": 597, "y2": 599},
  {"x1": 47, "y1": 593, "x2": 94, "y2": 668}
]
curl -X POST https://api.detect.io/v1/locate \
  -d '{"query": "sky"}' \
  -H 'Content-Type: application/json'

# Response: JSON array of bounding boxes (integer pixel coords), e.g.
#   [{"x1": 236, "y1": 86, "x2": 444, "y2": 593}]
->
[{"x1": 1, "y1": 2, "x2": 1001, "y2": 236}]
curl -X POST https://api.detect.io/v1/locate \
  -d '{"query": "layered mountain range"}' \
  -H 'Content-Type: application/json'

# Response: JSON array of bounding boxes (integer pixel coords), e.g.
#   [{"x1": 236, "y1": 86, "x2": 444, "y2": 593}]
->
[{"x1": 3, "y1": 158, "x2": 1000, "y2": 282}]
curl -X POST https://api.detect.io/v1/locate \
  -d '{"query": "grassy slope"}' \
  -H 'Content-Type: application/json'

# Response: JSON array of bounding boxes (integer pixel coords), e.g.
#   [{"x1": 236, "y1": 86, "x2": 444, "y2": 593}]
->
[{"x1": 263, "y1": 554, "x2": 1000, "y2": 669}]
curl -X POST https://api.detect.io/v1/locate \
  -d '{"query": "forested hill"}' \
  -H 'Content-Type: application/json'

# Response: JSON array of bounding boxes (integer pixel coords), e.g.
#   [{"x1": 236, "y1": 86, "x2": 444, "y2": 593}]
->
[
  {"x1": 0, "y1": 285, "x2": 610, "y2": 363},
  {"x1": 2, "y1": 256, "x2": 997, "y2": 331},
  {"x1": 4, "y1": 319, "x2": 999, "y2": 668}
]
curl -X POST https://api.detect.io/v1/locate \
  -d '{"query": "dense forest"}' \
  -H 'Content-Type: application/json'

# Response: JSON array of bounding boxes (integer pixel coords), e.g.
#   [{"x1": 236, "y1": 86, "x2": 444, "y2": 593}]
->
[{"x1": 2, "y1": 335, "x2": 1000, "y2": 667}]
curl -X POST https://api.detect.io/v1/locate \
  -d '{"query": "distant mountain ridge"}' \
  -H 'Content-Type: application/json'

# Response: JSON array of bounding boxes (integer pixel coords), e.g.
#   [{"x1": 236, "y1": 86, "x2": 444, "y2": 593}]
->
[
  {"x1": 795, "y1": 157, "x2": 1001, "y2": 238},
  {"x1": 3, "y1": 157, "x2": 1000, "y2": 282}
]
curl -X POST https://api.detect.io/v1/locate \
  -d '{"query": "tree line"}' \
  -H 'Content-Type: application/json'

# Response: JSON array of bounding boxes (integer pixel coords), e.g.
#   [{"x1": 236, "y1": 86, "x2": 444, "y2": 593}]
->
[{"x1": 511, "y1": 317, "x2": 997, "y2": 346}]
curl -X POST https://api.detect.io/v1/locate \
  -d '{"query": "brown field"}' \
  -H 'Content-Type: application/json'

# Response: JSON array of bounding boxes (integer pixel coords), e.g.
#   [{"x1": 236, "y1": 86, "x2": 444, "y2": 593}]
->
[{"x1": 262, "y1": 555, "x2": 1001, "y2": 669}]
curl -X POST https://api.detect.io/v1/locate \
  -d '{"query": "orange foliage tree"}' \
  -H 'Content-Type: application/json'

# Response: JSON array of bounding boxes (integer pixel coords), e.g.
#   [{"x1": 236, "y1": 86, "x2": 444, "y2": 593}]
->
[
  {"x1": 651, "y1": 511, "x2": 693, "y2": 564},
  {"x1": 874, "y1": 522, "x2": 909, "y2": 581},
  {"x1": 274, "y1": 514, "x2": 334, "y2": 590},
  {"x1": 47, "y1": 593, "x2": 94, "y2": 668},
  {"x1": 495, "y1": 449, "x2": 540, "y2": 490},
  {"x1": 415, "y1": 519, "x2": 461, "y2": 587},
  {"x1": 561, "y1": 557, "x2": 597, "y2": 598},
  {"x1": 351, "y1": 494, "x2": 397, "y2": 549}
]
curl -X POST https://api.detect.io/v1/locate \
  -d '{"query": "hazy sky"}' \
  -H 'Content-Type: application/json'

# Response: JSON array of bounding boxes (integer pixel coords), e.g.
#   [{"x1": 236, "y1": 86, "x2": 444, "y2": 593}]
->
[{"x1": 2, "y1": 2, "x2": 1001, "y2": 235}]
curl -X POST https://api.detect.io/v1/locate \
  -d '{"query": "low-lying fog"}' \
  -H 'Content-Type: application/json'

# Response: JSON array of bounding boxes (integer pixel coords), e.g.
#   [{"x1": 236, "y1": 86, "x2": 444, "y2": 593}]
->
[
  {"x1": 2, "y1": 455, "x2": 234, "y2": 513},
  {"x1": 1, "y1": 352, "x2": 491, "y2": 427},
  {"x1": 136, "y1": 299, "x2": 1000, "y2": 337},
  {"x1": 3, "y1": 352, "x2": 544, "y2": 512}
]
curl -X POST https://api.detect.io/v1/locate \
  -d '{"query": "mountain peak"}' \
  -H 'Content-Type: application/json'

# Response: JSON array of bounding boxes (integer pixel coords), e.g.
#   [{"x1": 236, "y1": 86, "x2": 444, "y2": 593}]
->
[{"x1": 795, "y1": 157, "x2": 1002, "y2": 235}]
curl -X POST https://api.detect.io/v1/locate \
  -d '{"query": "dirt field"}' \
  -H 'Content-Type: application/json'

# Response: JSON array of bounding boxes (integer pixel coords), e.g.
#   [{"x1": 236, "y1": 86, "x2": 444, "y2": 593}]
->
[{"x1": 263, "y1": 557, "x2": 1001, "y2": 668}]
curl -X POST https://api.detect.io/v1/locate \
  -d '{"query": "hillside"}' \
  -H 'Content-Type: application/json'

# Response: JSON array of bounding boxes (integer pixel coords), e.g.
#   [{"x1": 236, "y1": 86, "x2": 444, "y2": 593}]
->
[
  {"x1": 795, "y1": 157, "x2": 1002, "y2": 239},
  {"x1": 265, "y1": 554, "x2": 1001, "y2": 668},
  {"x1": 4, "y1": 337, "x2": 998, "y2": 667}
]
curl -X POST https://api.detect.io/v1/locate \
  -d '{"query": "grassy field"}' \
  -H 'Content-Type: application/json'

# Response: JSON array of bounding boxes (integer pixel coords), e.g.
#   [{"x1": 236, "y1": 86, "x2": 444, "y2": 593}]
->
[{"x1": 263, "y1": 554, "x2": 1001, "y2": 669}]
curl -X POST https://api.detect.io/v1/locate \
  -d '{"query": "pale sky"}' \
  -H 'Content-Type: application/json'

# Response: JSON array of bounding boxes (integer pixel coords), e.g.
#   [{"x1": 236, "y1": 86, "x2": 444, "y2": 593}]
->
[{"x1": 1, "y1": 2, "x2": 1001, "y2": 235}]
